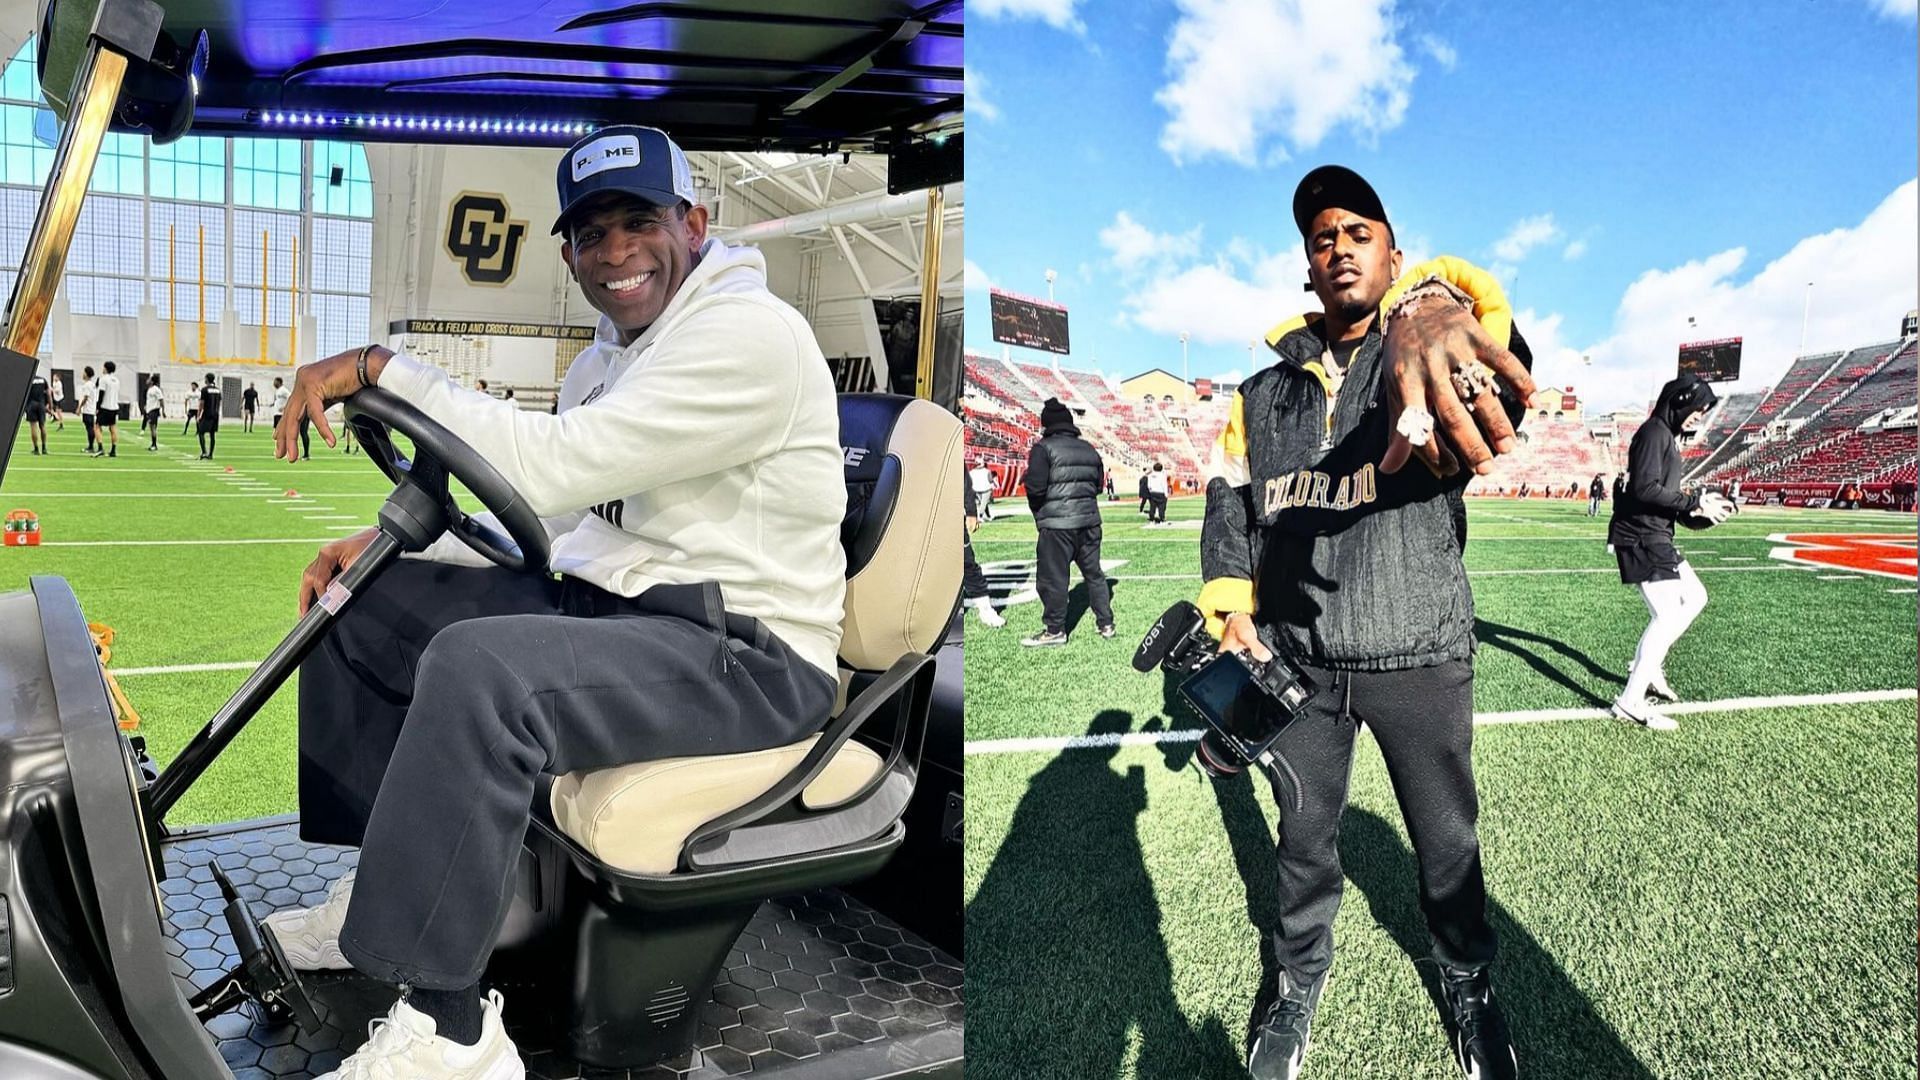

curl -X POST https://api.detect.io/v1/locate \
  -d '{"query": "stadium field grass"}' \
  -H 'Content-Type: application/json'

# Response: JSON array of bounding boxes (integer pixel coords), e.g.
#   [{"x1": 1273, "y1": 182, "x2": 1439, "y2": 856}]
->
[
  {"x1": 965, "y1": 494, "x2": 1917, "y2": 1078},
  {"x1": 0, "y1": 423, "x2": 394, "y2": 825}
]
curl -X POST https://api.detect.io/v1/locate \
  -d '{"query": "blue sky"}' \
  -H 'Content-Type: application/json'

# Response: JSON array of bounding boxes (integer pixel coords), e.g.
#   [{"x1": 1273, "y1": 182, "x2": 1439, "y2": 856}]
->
[{"x1": 964, "y1": 0, "x2": 1918, "y2": 412}]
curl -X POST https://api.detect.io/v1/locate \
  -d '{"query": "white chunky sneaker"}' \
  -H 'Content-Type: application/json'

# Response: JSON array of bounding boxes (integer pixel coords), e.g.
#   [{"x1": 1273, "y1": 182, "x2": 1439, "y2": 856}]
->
[
  {"x1": 1611, "y1": 696, "x2": 1678, "y2": 732},
  {"x1": 262, "y1": 868, "x2": 355, "y2": 970},
  {"x1": 971, "y1": 598, "x2": 1006, "y2": 628},
  {"x1": 317, "y1": 989, "x2": 524, "y2": 1080}
]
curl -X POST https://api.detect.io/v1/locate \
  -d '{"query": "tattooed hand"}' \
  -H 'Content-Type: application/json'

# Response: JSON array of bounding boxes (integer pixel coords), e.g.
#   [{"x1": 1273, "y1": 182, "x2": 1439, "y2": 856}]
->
[{"x1": 1380, "y1": 296, "x2": 1536, "y2": 477}]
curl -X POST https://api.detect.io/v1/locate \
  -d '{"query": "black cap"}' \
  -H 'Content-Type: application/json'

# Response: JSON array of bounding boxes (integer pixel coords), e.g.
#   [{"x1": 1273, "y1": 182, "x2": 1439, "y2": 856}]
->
[
  {"x1": 551, "y1": 125, "x2": 698, "y2": 236},
  {"x1": 1292, "y1": 165, "x2": 1392, "y2": 242}
]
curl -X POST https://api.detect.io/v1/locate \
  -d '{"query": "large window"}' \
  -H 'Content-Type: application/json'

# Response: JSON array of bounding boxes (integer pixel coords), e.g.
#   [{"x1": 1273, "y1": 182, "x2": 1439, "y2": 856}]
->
[
  {"x1": 0, "y1": 38, "x2": 372, "y2": 358},
  {"x1": 313, "y1": 140, "x2": 373, "y2": 218},
  {"x1": 149, "y1": 135, "x2": 225, "y2": 203},
  {"x1": 234, "y1": 137, "x2": 301, "y2": 210}
]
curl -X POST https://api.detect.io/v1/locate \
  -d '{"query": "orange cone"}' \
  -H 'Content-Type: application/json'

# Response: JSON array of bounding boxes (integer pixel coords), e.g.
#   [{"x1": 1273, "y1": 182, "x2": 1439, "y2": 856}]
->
[
  {"x1": 285, "y1": 489, "x2": 299, "y2": 498},
  {"x1": 225, "y1": 465, "x2": 235, "y2": 473}
]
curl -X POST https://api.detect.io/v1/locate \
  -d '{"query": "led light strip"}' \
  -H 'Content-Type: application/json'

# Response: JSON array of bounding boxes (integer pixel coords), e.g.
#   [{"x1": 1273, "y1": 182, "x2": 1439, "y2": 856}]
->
[{"x1": 258, "y1": 112, "x2": 595, "y2": 137}]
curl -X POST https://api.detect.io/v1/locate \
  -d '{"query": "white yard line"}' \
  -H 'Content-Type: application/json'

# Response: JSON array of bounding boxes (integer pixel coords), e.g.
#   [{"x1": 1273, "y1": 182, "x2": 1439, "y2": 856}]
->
[
  {"x1": 965, "y1": 688, "x2": 1919, "y2": 755},
  {"x1": 40, "y1": 537, "x2": 334, "y2": 547},
  {"x1": 303, "y1": 515, "x2": 361, "y2": 521},
  {"x1": 6, "y1": 492, "x2": 384, "y2": 498},
  {"x1": 972, "y1": 533, "x2": 1903, "y2": 544},
  {"x1": 1099, "y1": 566, "x2": 1809, "y2": 582},
  {"x1": 111, "y1": 661, "x2": 264, "y2": 677},
  {"x1": 1816, "y1": 574, "x2": 1864, "y2": 580}
]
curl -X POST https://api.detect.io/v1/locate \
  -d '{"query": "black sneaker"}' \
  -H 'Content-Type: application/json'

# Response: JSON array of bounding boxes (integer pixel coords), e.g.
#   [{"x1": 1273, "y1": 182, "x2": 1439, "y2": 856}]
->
[
  {"x1": 1020, "y1": 630, "x2": 1068, "y2": 647},
  {"x1": 1097, "y1": 624, "x2": 1116, "y2": 639},
  {"x1": 1247, "y1": 967, "x2": 1327, "y2": 1080},
  {"x1": 1440, "y1": 965, "x2": 1518, "y2": 1079}
]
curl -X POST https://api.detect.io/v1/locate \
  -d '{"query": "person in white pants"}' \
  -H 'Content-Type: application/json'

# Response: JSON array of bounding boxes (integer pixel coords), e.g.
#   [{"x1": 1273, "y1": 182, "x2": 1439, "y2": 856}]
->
[{"x1": 1606, "y1": 374, "x2": 1734, "y2": 730}]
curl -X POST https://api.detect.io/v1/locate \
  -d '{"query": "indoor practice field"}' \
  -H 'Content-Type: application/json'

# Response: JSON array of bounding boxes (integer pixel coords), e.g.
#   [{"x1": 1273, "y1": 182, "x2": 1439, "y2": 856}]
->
[
  {"x1": 0, "y1": 420, "x2": 419, "y2": 826},
  {"x1": 963, "y1": 492, "x2": 1917, "y2": 1079}
]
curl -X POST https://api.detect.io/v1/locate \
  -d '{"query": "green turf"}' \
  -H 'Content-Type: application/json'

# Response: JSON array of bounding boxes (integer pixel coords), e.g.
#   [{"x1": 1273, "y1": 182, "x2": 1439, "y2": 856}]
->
[
  {"x1": 0, "y1": 424, "x2": 384, "y2": 825},
  {"x1": 965, "y1": 494, "x2": 1918, "y2": 1078}
]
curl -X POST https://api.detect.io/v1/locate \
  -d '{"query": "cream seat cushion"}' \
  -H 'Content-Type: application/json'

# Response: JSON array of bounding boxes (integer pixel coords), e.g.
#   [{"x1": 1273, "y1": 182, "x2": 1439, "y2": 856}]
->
[{"x1": 549, "y1": 735, "x2": 885, "y2": 874}]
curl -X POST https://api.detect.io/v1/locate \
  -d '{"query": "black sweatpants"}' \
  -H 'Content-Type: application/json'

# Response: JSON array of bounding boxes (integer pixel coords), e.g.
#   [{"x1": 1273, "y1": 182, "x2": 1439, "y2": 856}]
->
[
  {"x1": 298, "y1": 560, "x2": 837, "y2": 989},
  {"x1": 963, "y1": 529, "x2": 990, "y2": 601},
  {"x1": 1147, "y1": 493, "x2": 1168, "y2": 523},
  {"x1": 1035, "y1": 525, "x2": 1112, "y2": 634},
  {"x1": 1262, "y1": 657, "x2": 1494, "y2": 981}
]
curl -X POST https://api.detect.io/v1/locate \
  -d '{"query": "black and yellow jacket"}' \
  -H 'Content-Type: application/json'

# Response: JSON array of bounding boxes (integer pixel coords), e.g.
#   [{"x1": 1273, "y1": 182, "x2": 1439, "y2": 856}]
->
[{"x1": 1197, "y1": 257, "x2": 1531, "y2": 672}]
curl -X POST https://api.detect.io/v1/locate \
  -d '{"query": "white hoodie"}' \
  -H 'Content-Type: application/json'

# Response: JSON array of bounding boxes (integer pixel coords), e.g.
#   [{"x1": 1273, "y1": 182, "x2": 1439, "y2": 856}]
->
[{"x1": 377, "y1": 238, "x2": 847, "y2": 677}]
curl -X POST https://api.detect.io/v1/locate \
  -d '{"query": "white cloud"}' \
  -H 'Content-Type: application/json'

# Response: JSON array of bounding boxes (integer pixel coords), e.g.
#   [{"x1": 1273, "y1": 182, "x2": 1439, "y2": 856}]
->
[
  {"x1": 964, "y1": 259, "x2": 995, "y2": 292},
  {"x1": 1868, "y1": 0, "x2": 1916, "y2": 18},
  {"x1": 1155, "y1": 0, "x2": 1416, "y2": 166},
  {"x1": 964, "y1": 68, "x2": 1001, "y2": 123},
  {"x1": 1098, "y1": 210, "x2": 1313, "y2": 346},
  {"x1": 1417, "y1": 33, "x2": 1458, "y2": 71},
  {"x1": 1491, "y1": 213, "x2": 1562, "y2": 262},
  {"x1": 1562, "y1": 238, "x2": 1589, "y2": 261},
  {"x1": 1098, "y1": 211, "x2": 1204, "y2": 273},
  {"x1": 1559, "y1": 180, "x2": 1918, "y2": 413},
  {"x1": 974, "y1": 0, "x2": 1083, "y2": 31}
]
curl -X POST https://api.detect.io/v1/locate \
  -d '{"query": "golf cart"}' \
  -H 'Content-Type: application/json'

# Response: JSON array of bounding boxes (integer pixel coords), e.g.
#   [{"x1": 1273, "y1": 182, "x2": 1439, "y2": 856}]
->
[{"x1": 0, "y1": 1, "x2": 964, "y2": 1076}]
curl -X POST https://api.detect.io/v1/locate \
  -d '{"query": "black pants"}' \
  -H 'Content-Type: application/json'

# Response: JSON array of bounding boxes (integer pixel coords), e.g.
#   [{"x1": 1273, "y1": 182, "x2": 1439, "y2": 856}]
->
[
  {"x1": 1147, "y1": 493, "x2": 1168, "y2": 523},
  {"x1": 298, "y1": 560, "x2": 837, "y2": 988},
  {"x1": 83, "y1": 413, "x2": 96, "y2": 448},
  {"x1": 1263, "y1": 657, "x2": 1494, "y2": 981},
  {"x1": 1035, "y1": 525, "x2": 1112, "y2": 633},
  {"x1": 963, "y1": 528, "x2": 990, "y2": 600}
]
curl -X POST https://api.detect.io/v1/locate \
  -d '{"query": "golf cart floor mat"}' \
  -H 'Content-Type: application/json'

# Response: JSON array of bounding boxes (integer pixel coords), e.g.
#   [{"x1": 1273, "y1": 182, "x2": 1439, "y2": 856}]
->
[{"x1": 159, "y1": 819, "x2": 963, "y2": 1078}]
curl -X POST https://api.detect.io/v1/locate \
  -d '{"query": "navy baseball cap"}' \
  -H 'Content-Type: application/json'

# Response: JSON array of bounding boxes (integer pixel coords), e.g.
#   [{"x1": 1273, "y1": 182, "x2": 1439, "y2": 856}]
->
[
  {"x1": 1292, "y1": 165, "x2": 1392, "y2": 243},
  {"x1": 551, "y1": 125, "x2": 699, "y2": 236}
]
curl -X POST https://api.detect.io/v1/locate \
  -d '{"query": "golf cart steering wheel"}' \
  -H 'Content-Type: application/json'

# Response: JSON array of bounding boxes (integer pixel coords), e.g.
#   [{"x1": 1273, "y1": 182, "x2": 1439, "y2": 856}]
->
[{"x1": 343, "y1": 386, "x2": 550, "y2": 574}]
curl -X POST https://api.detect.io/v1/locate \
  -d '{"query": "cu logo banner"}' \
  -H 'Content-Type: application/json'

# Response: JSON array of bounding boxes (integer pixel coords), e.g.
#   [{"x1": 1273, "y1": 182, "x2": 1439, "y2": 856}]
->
[{"x1": 445, "y1": 192, "x2": 528, "y2": 287}]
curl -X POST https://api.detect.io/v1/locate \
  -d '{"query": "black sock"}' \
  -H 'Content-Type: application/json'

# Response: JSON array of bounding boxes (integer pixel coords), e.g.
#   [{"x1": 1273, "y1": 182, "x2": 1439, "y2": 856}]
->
[{"x1": 408, "y1": 985, "x2": 484, "y2": 1046}]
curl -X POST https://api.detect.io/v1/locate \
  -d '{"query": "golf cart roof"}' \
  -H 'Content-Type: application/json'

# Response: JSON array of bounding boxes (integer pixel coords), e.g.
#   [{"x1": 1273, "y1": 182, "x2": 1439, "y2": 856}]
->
[{"x1": 39, "y1": 0, "x2": 962, "y2": 152}]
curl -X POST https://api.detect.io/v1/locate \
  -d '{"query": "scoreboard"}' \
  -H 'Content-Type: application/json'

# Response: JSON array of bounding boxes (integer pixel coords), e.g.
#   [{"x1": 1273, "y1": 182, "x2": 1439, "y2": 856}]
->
[
  {"x1": 989, "y1": 289, "x2": 1071, "y2": 355},
  {"x1": 1678, "y1": 337, "x2": 1742, "y2": 383}
]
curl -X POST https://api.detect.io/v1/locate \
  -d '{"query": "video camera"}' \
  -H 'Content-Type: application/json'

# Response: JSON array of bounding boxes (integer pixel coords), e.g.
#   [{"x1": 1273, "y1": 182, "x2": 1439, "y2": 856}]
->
[{"x1": 1133, "y1": 601, "x2": 1318, "y2": 768}]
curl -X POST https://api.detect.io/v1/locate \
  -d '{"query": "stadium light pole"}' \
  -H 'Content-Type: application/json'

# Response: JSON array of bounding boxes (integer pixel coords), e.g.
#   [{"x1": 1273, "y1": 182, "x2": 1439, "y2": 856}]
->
[
  {"x1": 1179, "y1": 331, "x2": 1190, "y2": 401},
  {"x1": 1797, "y1": 281, "x2": 1813, "y2": 359},
  {"x1": 1045, "y1": 268, "x2": 1056, "y2": 303}
]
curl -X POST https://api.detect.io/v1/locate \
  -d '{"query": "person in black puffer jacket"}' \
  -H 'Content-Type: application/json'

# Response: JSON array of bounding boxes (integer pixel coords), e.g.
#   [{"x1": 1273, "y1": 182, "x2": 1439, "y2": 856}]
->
[
  {"x1": 1607, "y1": 373, "x2": 1735, "y2": 730},
  {"x1": 1022, "y1": 398, "x2": 1112, "y2": 644}
]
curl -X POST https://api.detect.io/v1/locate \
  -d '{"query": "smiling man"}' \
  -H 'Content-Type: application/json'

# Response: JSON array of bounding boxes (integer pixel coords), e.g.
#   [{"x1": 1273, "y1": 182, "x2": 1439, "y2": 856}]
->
[{"x1": 265, "y1": 126, "x2": 846, "y2": 1080}]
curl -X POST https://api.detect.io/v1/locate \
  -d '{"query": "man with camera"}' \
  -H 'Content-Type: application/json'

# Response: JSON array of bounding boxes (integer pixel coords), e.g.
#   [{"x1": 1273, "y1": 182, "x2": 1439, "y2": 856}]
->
[{"x1": 1196, "y1": 166, "x2": 1536, "y2": 1080}]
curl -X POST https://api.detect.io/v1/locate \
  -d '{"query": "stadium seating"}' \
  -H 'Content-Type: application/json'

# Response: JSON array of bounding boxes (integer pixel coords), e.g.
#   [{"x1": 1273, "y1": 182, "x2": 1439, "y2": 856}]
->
[
  {"x1": 1709, "y1": 339, "x2": 1917, "y2": 484},
  {"x1": 967, "y1": 334, "x2": 1917, "y2": 497},
  {"x1": 1472, "y1": 411, "x2": 1614, "y2": 496},
  {"x1": 963, "y1": 354, "x2": 1206, "y2": 487}
]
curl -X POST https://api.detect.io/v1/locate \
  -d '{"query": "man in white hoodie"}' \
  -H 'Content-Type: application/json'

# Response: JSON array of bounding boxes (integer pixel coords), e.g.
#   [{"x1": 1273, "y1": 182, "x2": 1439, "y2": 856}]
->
[{"x1": 265, "y1": 126, "x2": 846, "y2": 1080}]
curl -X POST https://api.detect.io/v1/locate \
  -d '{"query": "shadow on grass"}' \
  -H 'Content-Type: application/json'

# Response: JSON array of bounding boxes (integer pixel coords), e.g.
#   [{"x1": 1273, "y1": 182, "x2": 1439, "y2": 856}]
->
[
  {"x1": 1154, "y1": 673, "x2": 1653, "y2": 1078},
  {"x1": 1063, "y1": 575, "x2": 1120, "y2": 636},
  {"x1": 1475, "y1": 618, "x2": 1623, "y2": 707},
  {"x1": 966, "y1": 709, "x2": 1241, "y2": 1078}
]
